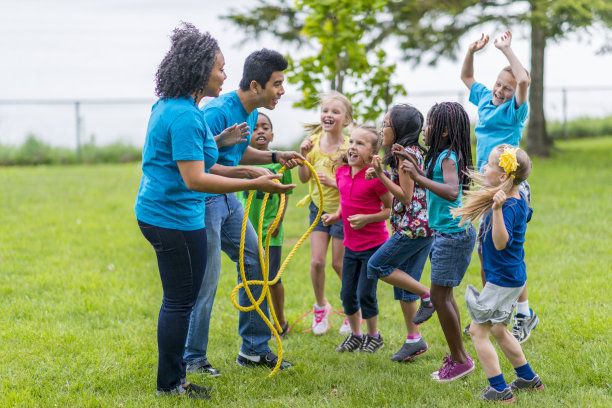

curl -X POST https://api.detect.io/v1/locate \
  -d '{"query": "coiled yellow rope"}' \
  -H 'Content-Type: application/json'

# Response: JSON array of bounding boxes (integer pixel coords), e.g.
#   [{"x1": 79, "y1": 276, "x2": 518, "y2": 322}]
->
[{"x1": 231, "y1": 159, "x2": 323, "y2": 377}]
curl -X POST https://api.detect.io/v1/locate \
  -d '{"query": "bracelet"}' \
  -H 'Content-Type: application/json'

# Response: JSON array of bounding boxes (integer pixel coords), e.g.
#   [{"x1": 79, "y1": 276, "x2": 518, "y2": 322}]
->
[{"x1": 271, "y1": 151, "x2": 277, "y2": 163}]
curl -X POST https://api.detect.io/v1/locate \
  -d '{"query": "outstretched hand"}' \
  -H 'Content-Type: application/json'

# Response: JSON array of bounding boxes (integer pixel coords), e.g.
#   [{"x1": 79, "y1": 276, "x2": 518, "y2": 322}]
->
[
  {"x1": 494, "y1": 30, "x2": 512, "y2": 50},
  {"x1": 254, "y1": 174, "x2": 296, "y2": 194},
  {"x1": 216, "y1": 122, "x2": 249, "y2": 148},
  {"x1": 277, "y1": 151, "x2": 305, "y2": 169},
  {"x1": 469, "y1": 33, "x2": 490, "y2": 54}
]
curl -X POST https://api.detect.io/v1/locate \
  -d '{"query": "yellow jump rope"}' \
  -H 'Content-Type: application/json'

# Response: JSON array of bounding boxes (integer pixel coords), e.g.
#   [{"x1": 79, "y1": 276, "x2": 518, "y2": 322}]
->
[{"x1": 231, "y1": 160, "x2": 323, "y2": 377}]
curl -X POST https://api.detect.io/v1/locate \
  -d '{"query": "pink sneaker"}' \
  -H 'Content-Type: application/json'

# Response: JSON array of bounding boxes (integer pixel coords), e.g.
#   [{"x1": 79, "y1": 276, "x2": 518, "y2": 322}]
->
[
  {"x1": 431, "y1": 354, "x2": 475, "y2": 382},
  {"x1": 312, "y1": 303, "x2": 331, "y2": 335}
]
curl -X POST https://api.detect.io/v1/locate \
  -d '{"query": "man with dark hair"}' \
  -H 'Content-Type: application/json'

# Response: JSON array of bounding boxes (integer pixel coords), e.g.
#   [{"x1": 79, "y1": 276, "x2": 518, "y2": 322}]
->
[{"x1": 184, "y1": 49, "x2": 302, "y2": 376}]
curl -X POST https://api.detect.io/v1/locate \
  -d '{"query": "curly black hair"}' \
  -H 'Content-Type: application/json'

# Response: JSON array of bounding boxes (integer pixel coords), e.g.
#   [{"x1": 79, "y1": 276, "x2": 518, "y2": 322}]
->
[
  {"x1": 155, "y1": 22, "x2": 220, "y2": 99},
  {"x1": 238, "y1": 49, "x2": 288, "y2": 91}
]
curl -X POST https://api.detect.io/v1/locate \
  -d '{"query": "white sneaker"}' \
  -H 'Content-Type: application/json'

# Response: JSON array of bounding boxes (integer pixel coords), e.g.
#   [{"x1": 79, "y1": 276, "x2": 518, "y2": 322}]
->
[
  {"x1": 312, "y1": 303, "x2": 331, "y2": 335},
  {"x1": 339, "y1": 317, "x2": 352, "y2": 335}
]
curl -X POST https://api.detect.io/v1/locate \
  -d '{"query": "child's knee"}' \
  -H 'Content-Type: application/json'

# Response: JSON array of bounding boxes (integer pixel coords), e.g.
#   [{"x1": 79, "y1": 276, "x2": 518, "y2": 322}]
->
[
  {"x1": 491, "y1": 323, "x2": 509, "y2": 340},
  {"x1": 311, "y1": 258, "x2": 326, "y2": 271}
]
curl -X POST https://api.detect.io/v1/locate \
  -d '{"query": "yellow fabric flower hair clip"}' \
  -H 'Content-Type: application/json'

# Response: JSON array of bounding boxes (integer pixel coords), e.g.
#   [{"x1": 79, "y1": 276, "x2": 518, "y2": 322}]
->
[{"x1": 499, "y1": 147, "x2": 519, "y2": 178}]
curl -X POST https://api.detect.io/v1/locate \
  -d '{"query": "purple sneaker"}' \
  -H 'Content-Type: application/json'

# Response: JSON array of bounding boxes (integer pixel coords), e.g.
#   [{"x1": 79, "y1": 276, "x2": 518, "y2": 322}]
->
[{"x1": 431, "y1": 354, "x2": 475, "y2": 382}]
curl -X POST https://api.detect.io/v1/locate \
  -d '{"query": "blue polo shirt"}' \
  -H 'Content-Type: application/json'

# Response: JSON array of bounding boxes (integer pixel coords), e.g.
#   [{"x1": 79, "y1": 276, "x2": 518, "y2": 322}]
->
[
  {"x1": 135, "y1": 96, "x2": 218, "y2": 230},
  {"x1": 470, "y1": 82, "x2": 529, "y2": 171},
  {"x1": 426, "y1": 150, "x2": 465, "y2": 233},
  {"x1": 481, "y1": 192, "x2": 533, "y2": 287}
]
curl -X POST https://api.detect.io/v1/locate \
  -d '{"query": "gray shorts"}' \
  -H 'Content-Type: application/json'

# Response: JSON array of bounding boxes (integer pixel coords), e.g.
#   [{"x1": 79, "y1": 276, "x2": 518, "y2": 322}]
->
[{"x1": 465, "y1": 282, "x2": 524, "y2": 325}]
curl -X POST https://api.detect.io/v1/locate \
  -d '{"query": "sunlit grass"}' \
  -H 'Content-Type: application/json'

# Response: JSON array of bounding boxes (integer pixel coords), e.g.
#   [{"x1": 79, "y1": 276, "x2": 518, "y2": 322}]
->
[{"x1": 1, "y1": 138, "x2": 610, "y2": 406}]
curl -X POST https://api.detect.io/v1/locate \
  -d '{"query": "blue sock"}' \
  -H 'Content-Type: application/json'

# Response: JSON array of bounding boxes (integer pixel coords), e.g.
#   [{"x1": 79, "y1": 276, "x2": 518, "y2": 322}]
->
[
  {"x1": 488, "y1": 373, "x2": 508, "y2": 392},
  {"x1": 515, "y1": 363, "x2": 536, "y2": 380}
]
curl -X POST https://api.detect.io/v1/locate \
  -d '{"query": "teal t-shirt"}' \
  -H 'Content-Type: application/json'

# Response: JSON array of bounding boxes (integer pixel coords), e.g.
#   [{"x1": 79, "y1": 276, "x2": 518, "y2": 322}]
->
[
  {"x1": 470, "y1": 82, "x2": 529, "y2": 172},
  {"x1": 238, "y1": 163, "x2": 293, "y2": 246},
  {"x1": 426, "y1": 150, "x2": 465, "y2": 233},
  {"x1": 135, "y1": 96, "x2": 218, "y2": 230}
]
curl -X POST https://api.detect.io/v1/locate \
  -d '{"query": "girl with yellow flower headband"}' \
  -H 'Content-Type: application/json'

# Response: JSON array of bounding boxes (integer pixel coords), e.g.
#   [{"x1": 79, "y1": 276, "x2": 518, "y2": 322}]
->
[{"x1": 452, "y1": 144, "x2": 543, "y2": 403}]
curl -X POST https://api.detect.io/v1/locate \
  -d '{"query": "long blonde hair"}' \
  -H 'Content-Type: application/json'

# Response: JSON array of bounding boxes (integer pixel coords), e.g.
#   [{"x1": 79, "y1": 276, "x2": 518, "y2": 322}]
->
[
  {"x1": 303, "y1": 91, "x2": 354, "y2": 135},
  {"x1": 452, "y1": 144, "x2": 532, "y2": 227}
]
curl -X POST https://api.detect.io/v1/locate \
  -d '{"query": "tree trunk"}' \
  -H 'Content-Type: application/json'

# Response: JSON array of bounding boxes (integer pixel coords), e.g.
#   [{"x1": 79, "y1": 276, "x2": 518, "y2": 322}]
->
[{"x1": 527, "y1": 21, "x2": 551, "y2": 157}]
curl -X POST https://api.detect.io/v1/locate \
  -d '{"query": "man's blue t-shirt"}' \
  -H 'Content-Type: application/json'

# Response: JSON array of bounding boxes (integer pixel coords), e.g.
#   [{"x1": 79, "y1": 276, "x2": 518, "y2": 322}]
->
[
  {"x1": 481, "y1": 192, "x2": 533, "y2": 287},
  {"x1": 426, "y1": 149, "x2": 465, "y2": 233},
  {"x1": 135, "y1": 97, "x2": 218, "y2": 230},
  {"x1": 202, "y1": 91, "x2": 258, "y2": 198},
  {"x1": 470, "y1": 82, "x2": 529, "y2": 172}
]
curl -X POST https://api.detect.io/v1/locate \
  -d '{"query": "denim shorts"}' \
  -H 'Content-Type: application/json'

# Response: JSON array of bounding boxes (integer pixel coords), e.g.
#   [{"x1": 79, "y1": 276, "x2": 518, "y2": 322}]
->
[
  {"x1": 268, "y1": 245, "x2": 282, "y2": 285},
  {"x1": 367, "y1": 233, "x2": 434, "y2": 302},
  {"x1": 430, "y1": 227, "x2": 476, "y2": 287},
  {"x1": 308, "y1": 201, "x2": 344, "y2": 239}
]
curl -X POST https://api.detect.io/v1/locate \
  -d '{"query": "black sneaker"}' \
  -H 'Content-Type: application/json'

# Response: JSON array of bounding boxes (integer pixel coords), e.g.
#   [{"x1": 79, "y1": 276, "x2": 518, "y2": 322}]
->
[
  {"x1": 336, "y1": 334, "x2": 363, "y2": 352},
  {"x1": 390, "y1": 338, "x2": 428, "y2": 362},
  {"x1": 413, "y1": 299, "x2": 435, "y2": 325},
  {"x1": 236, "y1": 351, "x2": 293, "y2": 370},
  {"x1": 359, "y1": 333, "x2": 384, "y2": 353},
  {"x1": 477, "y1": 386, "x2": 515, "y2": 403},
  {"x1": 511, "y1": 309, "x2": 539, "y2": 344},
  {"x1": 156, "y1": 382, "x2": 211, "y2": 400},
  {"x1": 463, "y1": 322, "x2": 471, "y2": 336},
  {"x1": 186, "y1": 359, "x2": 221, "y2": 377},
  {"x1": 509, "y1": 374, "x2": 544, "y2": 392}
]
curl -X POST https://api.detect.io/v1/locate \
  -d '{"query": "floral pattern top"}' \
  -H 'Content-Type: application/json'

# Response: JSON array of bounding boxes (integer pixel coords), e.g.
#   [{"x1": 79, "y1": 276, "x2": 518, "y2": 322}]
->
[{"x1": 389, "y1": 146, "x2": 433, "y2": 239}]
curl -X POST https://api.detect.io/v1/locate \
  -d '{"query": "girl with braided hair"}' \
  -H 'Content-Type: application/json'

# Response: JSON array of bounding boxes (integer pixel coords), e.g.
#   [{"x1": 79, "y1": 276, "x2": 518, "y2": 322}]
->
[{"x1": 399, "y1": 102, "x2": 476, "y2": 382}]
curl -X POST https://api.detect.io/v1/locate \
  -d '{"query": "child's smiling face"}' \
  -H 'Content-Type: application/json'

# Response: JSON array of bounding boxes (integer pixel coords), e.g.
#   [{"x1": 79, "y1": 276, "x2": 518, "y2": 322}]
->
[
  {"x1": 320, "y1": 99, "x2": 350, "y2": 133},
  {"x1": 492, "y1": 70, "x2": 517, "y2": 106},
  {"x1": 250, "y1": 115, "x2": 273, "y2": 151},
  {"x1": 347, "y1": 128, "x2": 376, "y2": 169}
]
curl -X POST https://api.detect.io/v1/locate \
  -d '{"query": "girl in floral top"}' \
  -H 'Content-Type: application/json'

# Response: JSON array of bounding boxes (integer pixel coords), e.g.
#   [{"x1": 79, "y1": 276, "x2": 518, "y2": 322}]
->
[{"x1": 366, "y1": 104, "x2": 435, "y2": 362}]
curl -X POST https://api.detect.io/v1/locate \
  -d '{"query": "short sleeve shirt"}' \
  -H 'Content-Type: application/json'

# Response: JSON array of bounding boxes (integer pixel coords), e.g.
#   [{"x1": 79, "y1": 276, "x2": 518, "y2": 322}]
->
[
  {"x1": 135, "y1": 97, "x2": 218, "y2": 230},
  {"x1": 298, "y1": 132, "x2": 349, "y2": 213},
  {"x1": 389, "y1": 146, "x2": 433, "y2": 239},
  {"x1": 238, "y1": 163, "x2": 293, "y2": 246},
  {"x1": 481, "y1": 192, "x2": 533, "y2": 287},
  {"x1": 336, "y1": 165, "x2": 389, "y2": 251},
  {"x1": 470, "y1": 82, "x2": 529, "y2": 172},
  {"x1": 426, "y1": 150, "x2": 465, "y2": 233}
]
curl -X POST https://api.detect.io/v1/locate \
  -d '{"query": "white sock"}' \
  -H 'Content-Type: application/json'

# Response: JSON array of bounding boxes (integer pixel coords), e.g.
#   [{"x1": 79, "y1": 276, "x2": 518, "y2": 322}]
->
[
  {"x1": 314, "y1": 303, "x2": 326, "y2": 311},
  {"x1": 238, "y1": 351, "x2": 261, "y2": 362},
  {"x1": 516, "y1": 301, "x2": 530, "y2": 317},
  {"x1": 405, "y1": 334, "x2": 421, "y2": 343}
]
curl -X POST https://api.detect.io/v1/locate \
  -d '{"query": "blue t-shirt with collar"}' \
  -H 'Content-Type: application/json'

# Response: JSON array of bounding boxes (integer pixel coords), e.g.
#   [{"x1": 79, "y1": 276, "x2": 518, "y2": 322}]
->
[
  {"x1": 135, "y1": 96, "x2": 218, "y2": 230},
  {"x1": 470, "y1": 82, "x2": 529, "y2": 172},
  {"x1": 481, "y1": 192, "x2": 533, "y2": 288},
  {"x1": 202, "y1": 91, "x2": 258, "y2": 198},
  {"x1": 426, "y1": 149, "x2": 465, "y2": 233}
]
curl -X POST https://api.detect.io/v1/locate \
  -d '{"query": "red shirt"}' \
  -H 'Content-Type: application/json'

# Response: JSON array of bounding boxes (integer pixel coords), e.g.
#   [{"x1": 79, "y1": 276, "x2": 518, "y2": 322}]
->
[{"x1": 336, "y1": 165, "x2": 389, "y2": 251}]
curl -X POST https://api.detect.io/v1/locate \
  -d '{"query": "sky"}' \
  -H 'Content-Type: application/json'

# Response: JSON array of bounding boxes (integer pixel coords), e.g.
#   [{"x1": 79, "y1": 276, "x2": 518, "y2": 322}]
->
[{"x1": 1, "y1": 0, "x2": 612, "y2": 148}]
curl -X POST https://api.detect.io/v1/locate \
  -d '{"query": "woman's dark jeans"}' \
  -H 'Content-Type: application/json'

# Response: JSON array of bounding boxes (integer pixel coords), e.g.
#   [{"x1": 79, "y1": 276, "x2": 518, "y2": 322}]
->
[{"x1": 138, "y1": 220, "x2": 207, "y2": 391}]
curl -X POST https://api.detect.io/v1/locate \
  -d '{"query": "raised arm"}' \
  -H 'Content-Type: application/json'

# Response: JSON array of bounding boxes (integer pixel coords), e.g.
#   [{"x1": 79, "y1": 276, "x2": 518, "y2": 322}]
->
[
  {"x1": 371, "y1": 154, "x2": 414, "y2": 206},
  {"x1": 491, "y1": 191, "x2": 510, "y2": 250},
  {"x1": 495, "y1": 31, "x2": 530, "y2": 107},
  {"x1": 401, "y1": 157, "x2": 460, "y2": 202},
  {"x1": 461, "y1": 33, "x2": 489, "y2": 90}
]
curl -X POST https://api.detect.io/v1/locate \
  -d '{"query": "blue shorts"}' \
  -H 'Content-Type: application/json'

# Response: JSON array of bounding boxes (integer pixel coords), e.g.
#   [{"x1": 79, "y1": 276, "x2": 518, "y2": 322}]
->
[
  {"x1": 268, "y1": 245, "x2": 282, "y2": 285},
  {"x1": 367, "y1": 233, "x2": 434, "y2": 302},
  {"x1": 308, "y1": 201, "x2": 344, "y2": 239},
  {"x1": 430, "y1": 227, "x2": 476, "y2": 287}
]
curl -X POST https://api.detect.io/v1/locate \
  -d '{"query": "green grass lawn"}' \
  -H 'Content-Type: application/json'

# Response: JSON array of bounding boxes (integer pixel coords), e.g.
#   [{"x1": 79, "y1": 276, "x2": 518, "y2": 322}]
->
[{"x1": 1, "y1": 137, "x2": 610, "y2": 407}]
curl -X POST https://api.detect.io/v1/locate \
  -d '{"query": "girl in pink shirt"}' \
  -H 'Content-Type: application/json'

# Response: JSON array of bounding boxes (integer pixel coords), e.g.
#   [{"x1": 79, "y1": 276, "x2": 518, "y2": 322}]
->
[{"x1": 322, "y1": 126, "x2": 392, "y2": 353}]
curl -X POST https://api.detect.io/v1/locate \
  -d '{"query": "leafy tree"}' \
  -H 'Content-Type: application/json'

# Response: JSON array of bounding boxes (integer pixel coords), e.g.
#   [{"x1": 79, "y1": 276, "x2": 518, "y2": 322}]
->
[
  {"x1": 226, "y1": 0, "x2": 407, "y2": 122},
  {"x1": 225, "y1": 0, "x2": 612, "y2": 156}
]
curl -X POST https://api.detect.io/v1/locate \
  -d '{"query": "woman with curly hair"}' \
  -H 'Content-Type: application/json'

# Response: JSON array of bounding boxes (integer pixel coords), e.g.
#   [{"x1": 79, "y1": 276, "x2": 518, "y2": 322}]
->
[{"x1": 135, "y1": 22, "x2": 295, "y2": 399}]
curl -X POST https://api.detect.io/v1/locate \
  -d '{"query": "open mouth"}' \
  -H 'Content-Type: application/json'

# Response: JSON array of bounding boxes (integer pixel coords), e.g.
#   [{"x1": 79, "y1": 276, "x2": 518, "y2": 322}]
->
[
  {"x1": 255, "y1": 136, "x2": 267, "y2": 143},
  {"x1": 347, "y1": 151, "x2": 358, "y2": 161},
  {"x1": 323, "y1": 119, "x2": 335, "y2": 125}
]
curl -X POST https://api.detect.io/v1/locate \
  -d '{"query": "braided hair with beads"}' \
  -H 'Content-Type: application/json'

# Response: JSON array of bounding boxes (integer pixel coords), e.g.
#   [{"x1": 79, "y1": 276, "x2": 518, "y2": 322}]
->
[{"x1": 423, "y1": 102, "x2": 473, "y2": 192}]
